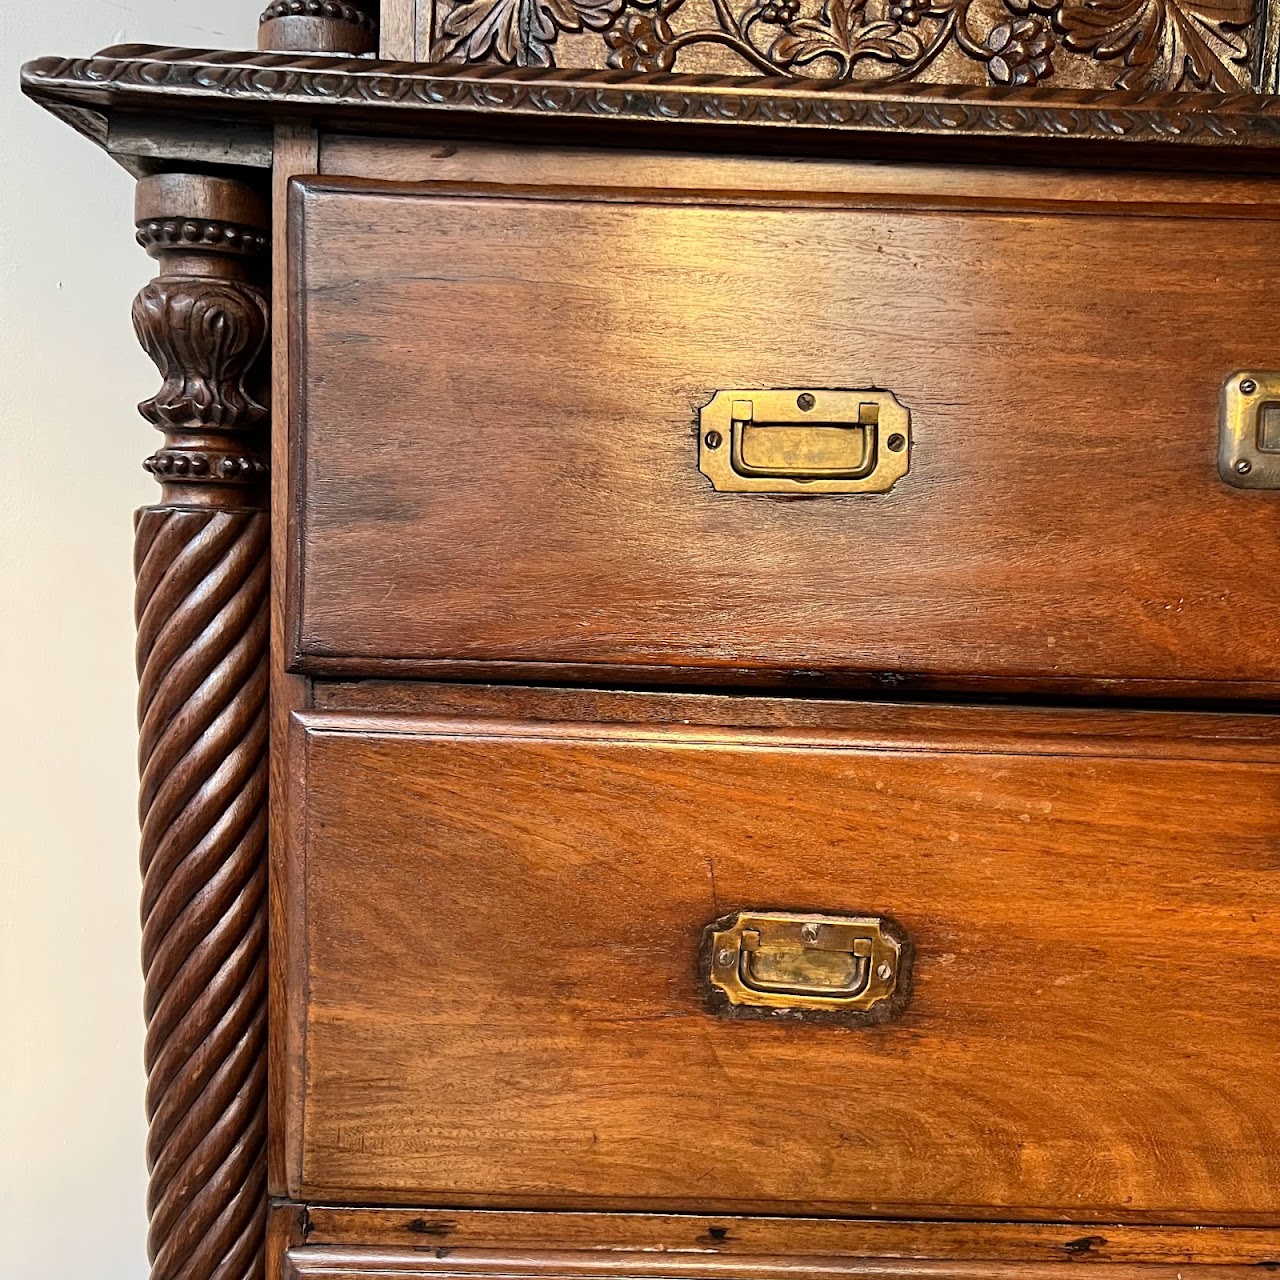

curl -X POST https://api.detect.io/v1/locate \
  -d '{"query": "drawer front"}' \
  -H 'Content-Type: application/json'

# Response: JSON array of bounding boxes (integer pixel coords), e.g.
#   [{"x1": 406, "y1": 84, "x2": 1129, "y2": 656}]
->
[
  {"x1": 292, "y1": 177, "x2": 1280, "y2": 692},
  {"x1": 288, "y1": 706, "x2": 1280, "y2": 1220}
]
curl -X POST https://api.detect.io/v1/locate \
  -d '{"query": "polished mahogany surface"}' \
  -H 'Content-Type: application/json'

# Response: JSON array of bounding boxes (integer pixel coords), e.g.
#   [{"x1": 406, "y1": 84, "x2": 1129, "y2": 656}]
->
[
  {"x1": 292, "y1": 177, "x2": 1280, "y2": 693},
  {"x1": 290, "y1": 699, "x2": 1280, "y2": 1221}
]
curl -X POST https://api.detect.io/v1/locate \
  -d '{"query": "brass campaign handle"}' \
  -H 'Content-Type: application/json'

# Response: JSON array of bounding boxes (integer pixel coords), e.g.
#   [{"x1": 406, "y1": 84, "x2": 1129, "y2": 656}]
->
[
  {"x1": 707, "y1": 911, "x2": 905, "y2": 1013},
  {"x1": 698, "y1": 389, "x2": 910, "y2": 495},
  {"x1": 1221, "y1": 371, "x2": 1280, "y2": 488}
]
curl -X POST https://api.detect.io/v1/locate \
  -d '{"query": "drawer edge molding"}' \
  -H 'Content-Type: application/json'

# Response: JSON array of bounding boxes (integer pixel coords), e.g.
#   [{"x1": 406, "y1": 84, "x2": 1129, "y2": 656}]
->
[
  {"x1": 293, "y1": 1206, "x2": 1280, "y2": 1268},
  {"x1": 290, "y1": 708, "x2": 1280, "y2": 767},
  {"x1": 283, "y1": 1247, "x2": 1279, "y2": 1280}
]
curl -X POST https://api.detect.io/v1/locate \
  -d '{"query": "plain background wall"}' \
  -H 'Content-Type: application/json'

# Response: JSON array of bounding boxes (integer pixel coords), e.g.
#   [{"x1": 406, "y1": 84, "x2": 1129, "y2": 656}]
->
[{"x1": 2, "y1": 3, "x2": 264, "y2": 1276}]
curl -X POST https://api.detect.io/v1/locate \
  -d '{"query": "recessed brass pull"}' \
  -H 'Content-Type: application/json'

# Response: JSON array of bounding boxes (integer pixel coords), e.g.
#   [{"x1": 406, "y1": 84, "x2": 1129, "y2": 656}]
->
[
  {"x1": 699, "y1": 389, "x2": 910, "y2": 494},
  {"x1": 1221, "y1": 371, "x2": 1280, "y2": 489},
  {"x1": 707, "y1": 910, "x2": 905, "y2": 1014}
]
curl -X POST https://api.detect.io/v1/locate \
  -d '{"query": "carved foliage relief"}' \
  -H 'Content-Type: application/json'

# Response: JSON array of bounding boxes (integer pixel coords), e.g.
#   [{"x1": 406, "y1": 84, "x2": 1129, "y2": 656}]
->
[{"x1": 431, "y1": 0, "x2": 1256, "y2": 88}]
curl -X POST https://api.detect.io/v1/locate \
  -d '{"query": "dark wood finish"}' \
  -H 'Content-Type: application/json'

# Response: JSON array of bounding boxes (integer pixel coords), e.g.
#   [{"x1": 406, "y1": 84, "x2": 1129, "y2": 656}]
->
[
  {"x1": 26, "y1": 17, "x2": 1280, "y2": 1280},
  {"x1": 380, "y1": 0, "x2": 416, "y2": 56},
  {"x1": 420, "y1": 0, "x2": 1257, "y2": 90},
  {"x1": 292, "y1": 176, "x2": 1280, "y2": 694},
  {"x1": 24, "y1": 48, "x2": 1280, "y2": 174},
  {"x1": 397, "y1": 0, "x2": 1280, "y2": 93},
  {"x1": 311, "y1": 681, "x2": 1280, "y2": 758},
  {"x1": 299, "y1": 1206, "x2": 1280, "y2": 1265},
  {"x1": 259, "y1": 1, "x2": 379, "y2": 54},
  {"x1": 317, "y1": 135, "x2": 1280, "y2": 205},
  {"x1": 132, "y1": 172, "x2": 271, "y2": 1280},
  {"x1": 288, "y1": 704, "x2": 1280, "y2": 1221},
  {"x1": 269, "y1": 1202, "x2": 307, "y2": 1280},
  {"x1": 269, "y1": 122, "x2": 321, "y2": 1200},
  {"x1": 281, "y1": 1248, "x2": 1277, "y2": 1280}
]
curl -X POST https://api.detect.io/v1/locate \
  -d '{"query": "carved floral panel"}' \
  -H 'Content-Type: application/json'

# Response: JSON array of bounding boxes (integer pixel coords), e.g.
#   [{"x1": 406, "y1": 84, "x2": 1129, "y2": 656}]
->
[{"x1": 425, "y1": 0, "x2": 1257, "y2": 89}]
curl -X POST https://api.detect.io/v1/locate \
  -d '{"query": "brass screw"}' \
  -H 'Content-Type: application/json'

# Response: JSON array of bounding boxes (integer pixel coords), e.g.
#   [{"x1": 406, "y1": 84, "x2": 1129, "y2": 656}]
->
[
  {"x1": 800, "y1": 923, "x2": 820, "y2": 943},
  {"x1": 876, "y1": 963, "x2": 893, "y2": 981},
  {"x1": 886, "y1": 433, "x2": 906, "y2": 452},
  {"x1": 797, "y1": 393, "x2": 816, "y2": 411},
  {"x1": 704, "y1": 430, "x2": 722, "y2": 450},
  {"x1": 716, "y1": 949, "x2": 734, "y2": 967},
  {"x1": 1241, "y1": 379, "x2": 1258, "y2": 395},
  {"x1": 1236, "y1": 459, "x2": 1253, "y2": 475}
]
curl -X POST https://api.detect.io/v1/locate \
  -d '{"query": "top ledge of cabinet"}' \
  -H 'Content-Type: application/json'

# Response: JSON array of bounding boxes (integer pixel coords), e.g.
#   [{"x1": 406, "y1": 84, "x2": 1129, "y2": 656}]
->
[{"x1": 21, "y1": 44, "x2": 1280, "y2": 173}]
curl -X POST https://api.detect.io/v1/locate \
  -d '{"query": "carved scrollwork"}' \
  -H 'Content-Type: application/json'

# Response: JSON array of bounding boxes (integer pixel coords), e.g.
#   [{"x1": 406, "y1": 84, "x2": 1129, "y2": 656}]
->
[
  {"x1": 1053, "y1": 0, "x2": 1252, "y2": 88},
  {"x1": 434, "y1": 0, "x2": 1255, "y2": 87},
  {"x1": 441, "y1": 0, "x2": 635, "y2": 64}
]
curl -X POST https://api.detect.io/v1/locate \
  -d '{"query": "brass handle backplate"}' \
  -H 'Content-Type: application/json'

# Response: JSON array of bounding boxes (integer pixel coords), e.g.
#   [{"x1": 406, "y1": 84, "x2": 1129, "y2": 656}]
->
[
  {"x1": 1221, "y1": 371, "x2": 1280, "y2": 489},
  {"x1": 699, "y1": 389, "x2": 910, "y2": 494},
  {"x1": 704, "y1": 910, "x2": 910, "y2": 1023}
]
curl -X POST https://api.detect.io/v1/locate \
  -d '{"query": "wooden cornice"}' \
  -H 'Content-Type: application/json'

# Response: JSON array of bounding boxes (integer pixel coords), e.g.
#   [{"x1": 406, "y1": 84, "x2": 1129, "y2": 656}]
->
[{"x1": 22, "y1": 43, "x2": 1280, "y2": 169}]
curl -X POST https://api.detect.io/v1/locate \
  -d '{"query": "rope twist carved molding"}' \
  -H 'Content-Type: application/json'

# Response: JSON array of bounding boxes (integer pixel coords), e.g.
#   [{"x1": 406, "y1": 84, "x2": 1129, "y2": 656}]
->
[
  {"x1": 129, "y1": 172, "x2": 271, "y2": 1280},
  {"x1": 20, "y1": 47, "x2": 1280, "y2": 152}
]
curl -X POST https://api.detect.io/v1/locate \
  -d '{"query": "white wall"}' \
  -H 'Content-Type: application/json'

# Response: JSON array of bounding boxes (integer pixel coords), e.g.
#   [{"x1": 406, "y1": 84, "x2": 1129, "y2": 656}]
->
[{"x1": 1, "y1": 4, "x2": 264, "y2": 1277}]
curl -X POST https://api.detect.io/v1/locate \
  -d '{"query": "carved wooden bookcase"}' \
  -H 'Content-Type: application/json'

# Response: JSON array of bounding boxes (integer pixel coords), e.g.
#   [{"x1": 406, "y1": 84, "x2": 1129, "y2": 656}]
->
[{"x1": 19, "y1": 3, "x2": 1280, "y2": 1280}]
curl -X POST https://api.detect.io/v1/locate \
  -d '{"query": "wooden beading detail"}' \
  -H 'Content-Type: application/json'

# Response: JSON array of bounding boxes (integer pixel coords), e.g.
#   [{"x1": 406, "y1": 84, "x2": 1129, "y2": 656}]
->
[{"x1": 259, "y1": 0, "x2": 380, "y2": 52}]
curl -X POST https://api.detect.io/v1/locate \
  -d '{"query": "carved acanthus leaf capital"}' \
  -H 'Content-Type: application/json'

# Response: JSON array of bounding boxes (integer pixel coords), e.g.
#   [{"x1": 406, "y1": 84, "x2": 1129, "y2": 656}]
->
[
  {"x1": 131, "y1": 174, "x2": 270, "y2": 506},
  {"x1": 132, "y1": 277, "x2": 270, "y2": 433}
]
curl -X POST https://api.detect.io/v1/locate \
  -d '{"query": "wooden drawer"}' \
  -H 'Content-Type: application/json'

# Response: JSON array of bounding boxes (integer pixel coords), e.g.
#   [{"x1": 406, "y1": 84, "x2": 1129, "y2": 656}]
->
[
  {"x1": 291, "y1": 176, "x2": 1280, "y2": 694},
  {"x1": 286, "y1": 698, "x2": 1280, "y2": 1221}
]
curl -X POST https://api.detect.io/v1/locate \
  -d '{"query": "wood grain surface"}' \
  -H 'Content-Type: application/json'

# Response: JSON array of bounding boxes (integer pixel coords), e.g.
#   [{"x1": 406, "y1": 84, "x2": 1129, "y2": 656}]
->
[
  {"x1": 311, "y1": 680, "x2": 1280, "y2": 760},
  {"x1": 287, "y1": 705, "x2": 1280, "y2": 1221},
  {"x1": 291, "y1": 177, "x2": 1280, "y2": 694},
  {"x1": 269, "y1": 121, "x2": 321, "y2": 1200},
  {"x1": 316, "y1": 137, "x2": 1280, "y2": 207}
]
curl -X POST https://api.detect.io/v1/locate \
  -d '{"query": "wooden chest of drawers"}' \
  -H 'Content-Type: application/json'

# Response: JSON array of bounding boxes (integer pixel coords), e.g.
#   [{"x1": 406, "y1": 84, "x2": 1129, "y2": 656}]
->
[{"x1": 22, "y1": 5, "x2": 1280, "y2": 1280}]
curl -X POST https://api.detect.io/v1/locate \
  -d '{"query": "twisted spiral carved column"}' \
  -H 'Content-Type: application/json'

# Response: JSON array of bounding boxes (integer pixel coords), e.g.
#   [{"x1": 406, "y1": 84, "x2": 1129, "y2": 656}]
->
[{"x1": 130, "y1": 173, "x2": 271, "y2": 1280}]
